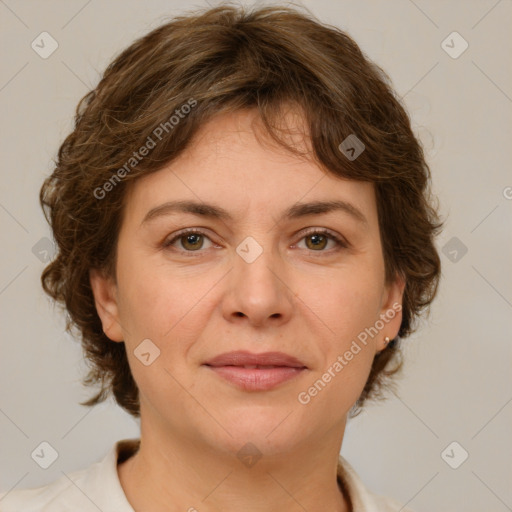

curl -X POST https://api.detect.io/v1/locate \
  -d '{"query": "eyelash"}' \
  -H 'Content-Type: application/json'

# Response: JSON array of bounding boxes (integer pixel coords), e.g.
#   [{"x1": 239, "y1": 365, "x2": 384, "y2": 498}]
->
[{"x1": 162, "y1": 228, "x2": 348, "y2": 257}]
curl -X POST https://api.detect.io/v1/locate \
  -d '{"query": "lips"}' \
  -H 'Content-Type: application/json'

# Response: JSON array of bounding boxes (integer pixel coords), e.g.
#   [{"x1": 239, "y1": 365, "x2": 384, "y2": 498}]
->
[
  {"x1": 203, "y1": 351, "x2": 307, "y2": 391},
  {"x1": 204, "y1": 351, "x2": 307, "y2": 369}
]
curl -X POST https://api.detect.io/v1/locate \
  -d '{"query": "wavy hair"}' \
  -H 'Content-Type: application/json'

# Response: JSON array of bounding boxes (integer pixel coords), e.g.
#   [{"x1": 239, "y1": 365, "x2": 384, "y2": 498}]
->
[{"x1": 40, "y1": 4, "x2": 442, "y2": 417}]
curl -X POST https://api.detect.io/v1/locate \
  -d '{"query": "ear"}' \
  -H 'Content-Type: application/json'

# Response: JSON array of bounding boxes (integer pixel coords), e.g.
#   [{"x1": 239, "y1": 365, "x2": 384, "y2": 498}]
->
[
  {"x1": 89, "y1": 269, "x2": 124, "y2": 342},
  {"x1": 376, "y1": 272, "x2": 406, "y2": 352}
]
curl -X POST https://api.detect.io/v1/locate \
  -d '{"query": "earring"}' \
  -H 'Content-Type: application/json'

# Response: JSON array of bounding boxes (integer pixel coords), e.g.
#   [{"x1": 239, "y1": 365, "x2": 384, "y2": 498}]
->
[{"x1": 384, "y1": 336, "x2": 390, "y2": 346}]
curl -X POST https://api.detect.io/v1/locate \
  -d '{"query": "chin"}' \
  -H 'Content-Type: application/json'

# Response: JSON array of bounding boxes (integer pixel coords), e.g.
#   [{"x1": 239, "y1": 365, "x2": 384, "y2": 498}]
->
[{"x1": 206, "y1": 406, "x2": 310, "y2": 455}]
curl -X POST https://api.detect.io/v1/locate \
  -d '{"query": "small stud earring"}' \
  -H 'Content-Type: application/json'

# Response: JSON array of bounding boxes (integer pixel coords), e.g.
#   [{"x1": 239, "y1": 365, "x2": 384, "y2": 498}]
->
[{"x1": 384, "y1": 336, "x2": 390, "y2": 345}]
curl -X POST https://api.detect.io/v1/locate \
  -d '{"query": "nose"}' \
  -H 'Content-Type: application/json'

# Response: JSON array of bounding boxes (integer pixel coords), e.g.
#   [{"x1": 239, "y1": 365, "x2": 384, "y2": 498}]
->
[{"x1": 221, "y1": 242, "x2": 294, "y2": 328}]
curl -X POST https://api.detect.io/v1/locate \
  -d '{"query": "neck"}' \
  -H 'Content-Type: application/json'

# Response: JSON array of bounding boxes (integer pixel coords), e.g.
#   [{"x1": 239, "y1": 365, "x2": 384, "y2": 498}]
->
[{"x1": 118, "y1": 416, "x2": 350, "y2": 512}]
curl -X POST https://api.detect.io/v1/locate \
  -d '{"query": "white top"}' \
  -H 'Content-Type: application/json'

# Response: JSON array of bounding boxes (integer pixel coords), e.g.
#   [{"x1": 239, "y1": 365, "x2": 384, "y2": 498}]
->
[{"x1": 0, "y1": 439, "x2": 414, "y2": 511}]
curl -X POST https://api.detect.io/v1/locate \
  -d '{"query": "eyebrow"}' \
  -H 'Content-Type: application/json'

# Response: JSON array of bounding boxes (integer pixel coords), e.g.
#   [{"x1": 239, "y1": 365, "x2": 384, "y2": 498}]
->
[{"x1": 141, "y1": 199, "x2": 368, "y2": 227}]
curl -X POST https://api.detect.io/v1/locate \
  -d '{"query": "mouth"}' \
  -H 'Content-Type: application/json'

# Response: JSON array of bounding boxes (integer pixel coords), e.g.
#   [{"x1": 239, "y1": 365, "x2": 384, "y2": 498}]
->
[{"x1": 203, "y1": 351, "x2": 308, "y2": 391}]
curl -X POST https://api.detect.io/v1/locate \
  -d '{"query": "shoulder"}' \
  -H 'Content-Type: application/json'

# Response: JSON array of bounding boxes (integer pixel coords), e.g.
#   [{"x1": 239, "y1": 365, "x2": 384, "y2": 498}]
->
[
  {"x1": 337, "y1": 455, "x2": 416, "y2": 512},
  {"x1": 0, "y1": 469, "x2": 95, "y2": 512},
  {"x1": 0, "y1": 439, "x2": 139, "y2": 512},
  {"x1": 371, "y1": 494, "x2": 415, "y2": 511}
]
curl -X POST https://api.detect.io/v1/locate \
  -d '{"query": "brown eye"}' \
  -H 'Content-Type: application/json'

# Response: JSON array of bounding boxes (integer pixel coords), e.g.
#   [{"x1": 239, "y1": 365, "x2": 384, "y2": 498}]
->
[
  {"x1": 164, "y1": 229, "x2": 214, "y2": 254},
  {"x1": 297, "y1": 229, "x2": 346, "y2": 253},
  {"x1": 305, "y1": 233, "x2": 329, "y2": 250},
  {"x1": 180, "y1": 233, "x2": 204, "y2": 251}
]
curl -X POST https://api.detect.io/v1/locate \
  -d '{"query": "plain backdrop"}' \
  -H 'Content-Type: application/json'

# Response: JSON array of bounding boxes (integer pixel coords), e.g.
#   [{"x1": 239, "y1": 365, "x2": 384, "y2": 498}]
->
[{"x1": 1, "y1": 1, "x2": 511, "y2": 511}]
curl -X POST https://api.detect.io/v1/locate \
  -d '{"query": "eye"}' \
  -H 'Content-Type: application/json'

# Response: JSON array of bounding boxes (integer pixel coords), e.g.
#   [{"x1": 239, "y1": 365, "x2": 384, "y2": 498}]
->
[
  {"x1": 163, "y1": 229, "x2": 214, "y2": 254},
  {"x1": 296, "y1": 228, "x2": 347, "y2": 252},
  {"x1": 163, "y1": 227, "x2": 348, "y2": 256}
]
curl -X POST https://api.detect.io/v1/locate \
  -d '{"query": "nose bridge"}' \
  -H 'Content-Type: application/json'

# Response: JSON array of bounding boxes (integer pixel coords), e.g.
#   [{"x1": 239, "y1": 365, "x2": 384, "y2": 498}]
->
[{"x1": 226, "y1": 234, "x2": 293, "y2": 323}]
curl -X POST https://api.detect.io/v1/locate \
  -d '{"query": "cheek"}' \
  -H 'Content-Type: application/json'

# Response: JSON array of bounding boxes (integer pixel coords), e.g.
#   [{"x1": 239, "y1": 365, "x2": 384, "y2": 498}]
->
[
  {"x1": 304, "y1": 266, "x2": 383, "y2": 343},
  {"x1": 295, "y1": 338, "x2": 374, "y2": 429},
  {"x1": 115, "y1": 271, "x2": 202, "y2": 404},
  {"x1": 295, "y1": 265, "x2": 382, "y2": 405},
  {"x1": 297, "y1": 291, "x2": 378, "y2": 420},
  {"x1": 116, "y1": 262, "x2": 219, "y2": 352}
]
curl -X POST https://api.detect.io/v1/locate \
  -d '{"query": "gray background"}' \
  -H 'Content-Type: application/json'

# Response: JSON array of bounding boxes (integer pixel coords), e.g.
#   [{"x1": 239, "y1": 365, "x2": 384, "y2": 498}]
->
[{"x1": 1, "y1": 1, "x2": 511, "y2": 511}]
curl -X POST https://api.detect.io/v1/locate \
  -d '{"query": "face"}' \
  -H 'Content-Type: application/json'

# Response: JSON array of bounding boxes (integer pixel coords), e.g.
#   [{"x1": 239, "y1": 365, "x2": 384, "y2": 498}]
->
[{"x1": 91, "y1": 108, "x2": 404, "y2": 458}]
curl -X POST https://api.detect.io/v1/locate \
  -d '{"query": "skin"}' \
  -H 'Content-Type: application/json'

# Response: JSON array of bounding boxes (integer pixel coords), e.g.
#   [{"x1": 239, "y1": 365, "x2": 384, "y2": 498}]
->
[{"x1": 90, "y1": 108, "x2": 405, "y2": 512}]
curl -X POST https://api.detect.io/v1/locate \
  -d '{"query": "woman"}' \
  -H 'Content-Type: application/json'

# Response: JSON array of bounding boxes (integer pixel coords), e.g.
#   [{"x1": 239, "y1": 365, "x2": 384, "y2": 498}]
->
[{"x1": 0, "y1": 4, "x2": 441, "y2": 511}]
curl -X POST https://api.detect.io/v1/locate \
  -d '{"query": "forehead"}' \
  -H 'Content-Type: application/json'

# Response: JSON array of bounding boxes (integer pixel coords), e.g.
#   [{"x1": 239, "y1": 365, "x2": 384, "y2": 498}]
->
[{"x1": 123, "y1": 109, "x2": 378, "y2": 227}]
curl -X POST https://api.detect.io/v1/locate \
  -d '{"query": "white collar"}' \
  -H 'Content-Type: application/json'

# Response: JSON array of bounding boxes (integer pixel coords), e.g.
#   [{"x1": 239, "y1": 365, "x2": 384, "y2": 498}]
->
[{"x1": 0, "y1": 438, "x2": 412, "y2": 512}]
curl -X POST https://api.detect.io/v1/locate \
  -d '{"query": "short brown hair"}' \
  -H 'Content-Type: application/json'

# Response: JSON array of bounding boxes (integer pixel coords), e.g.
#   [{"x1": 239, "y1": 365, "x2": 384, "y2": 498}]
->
[{"x1": 40, "y1": 4, "x2": 442, "y2": 417}]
